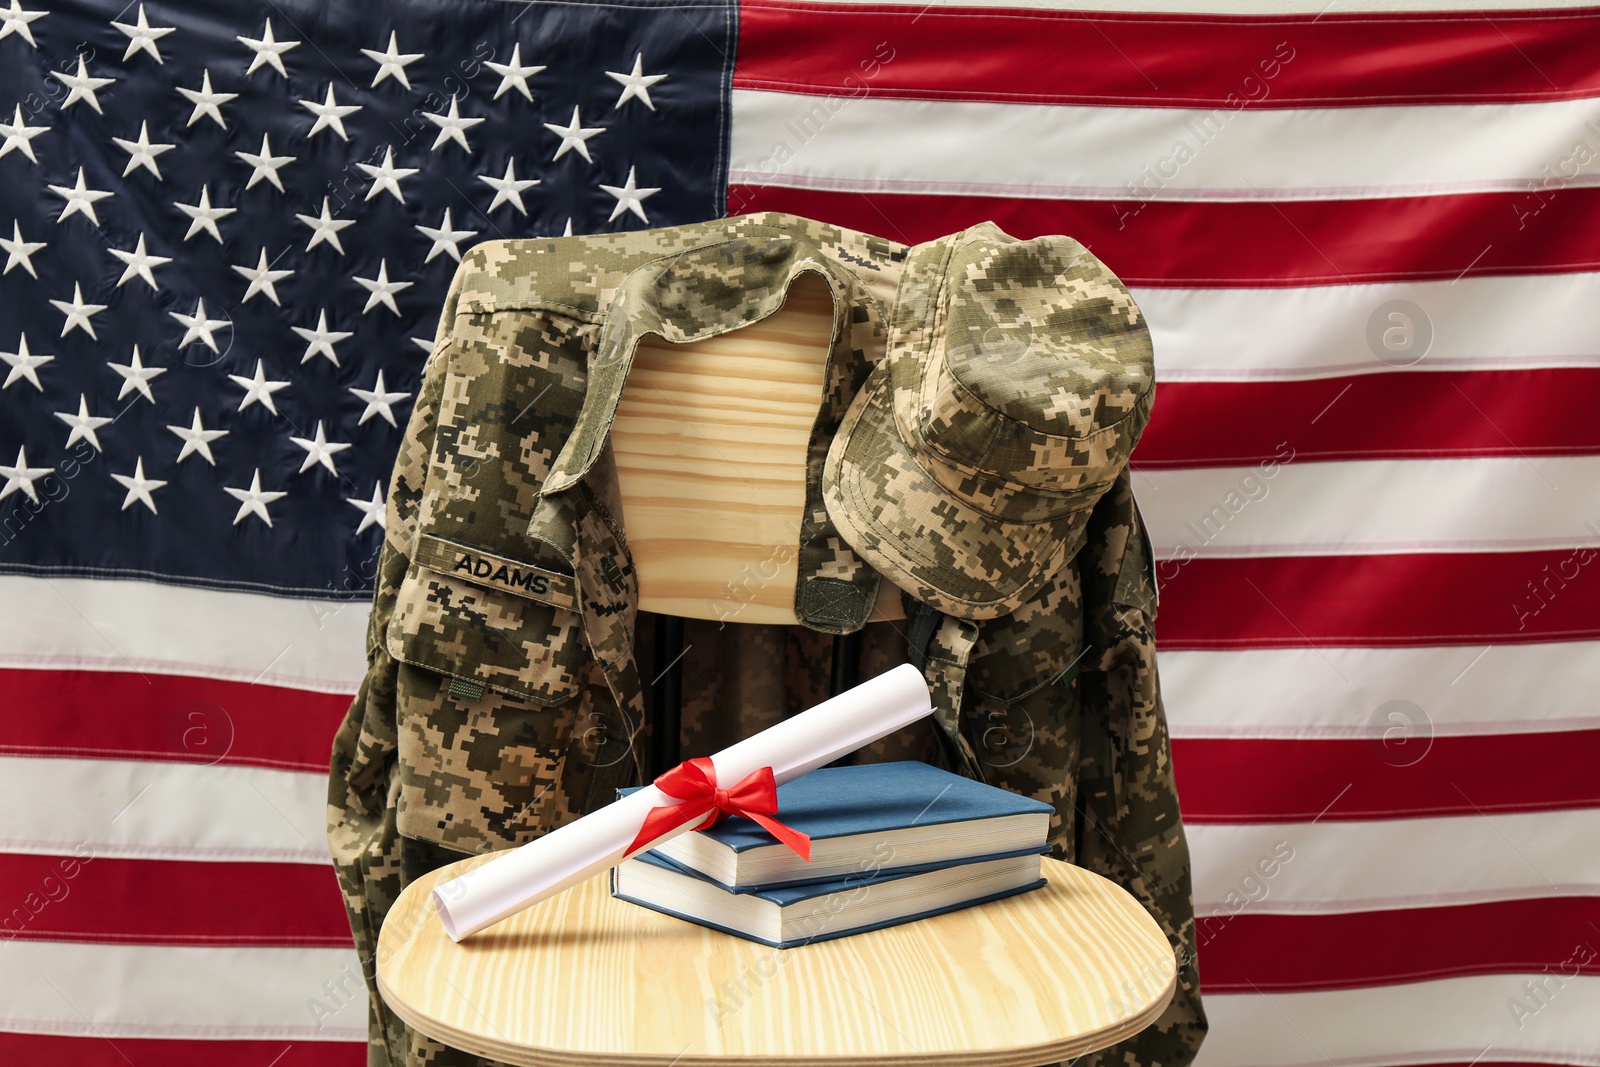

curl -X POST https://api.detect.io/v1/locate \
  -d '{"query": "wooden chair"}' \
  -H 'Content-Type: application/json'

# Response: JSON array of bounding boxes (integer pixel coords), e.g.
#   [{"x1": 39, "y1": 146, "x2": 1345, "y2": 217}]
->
[{"x1": 374, "y1": 275, "x2": 1177, "y2": 1064}]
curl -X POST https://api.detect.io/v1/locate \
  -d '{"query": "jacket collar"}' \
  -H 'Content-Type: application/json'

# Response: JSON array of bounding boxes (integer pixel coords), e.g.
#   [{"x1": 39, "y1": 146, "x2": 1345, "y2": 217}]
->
[{"x1": 525, "y1": 213, "x2": 912, "y2": 633}]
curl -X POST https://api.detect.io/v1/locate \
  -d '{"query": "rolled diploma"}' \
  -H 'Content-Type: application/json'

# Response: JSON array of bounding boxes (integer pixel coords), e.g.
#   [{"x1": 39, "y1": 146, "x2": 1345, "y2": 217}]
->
[{"x1": 432, "y1": 661, "x2": 934, "y2": 941}]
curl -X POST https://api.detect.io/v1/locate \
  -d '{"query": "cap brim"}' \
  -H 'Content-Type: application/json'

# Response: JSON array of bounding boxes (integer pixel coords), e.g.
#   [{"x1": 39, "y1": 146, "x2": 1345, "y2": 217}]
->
[{"x1": 823, "y1": 360, "x2": 1087, "y2": 621}]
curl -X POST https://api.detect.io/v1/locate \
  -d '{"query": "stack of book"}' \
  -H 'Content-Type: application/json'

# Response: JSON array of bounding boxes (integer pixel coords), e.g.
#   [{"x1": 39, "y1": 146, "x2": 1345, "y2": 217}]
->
[{"x1": 611, "y1": 760, "x2": 1055, "y2": 949}]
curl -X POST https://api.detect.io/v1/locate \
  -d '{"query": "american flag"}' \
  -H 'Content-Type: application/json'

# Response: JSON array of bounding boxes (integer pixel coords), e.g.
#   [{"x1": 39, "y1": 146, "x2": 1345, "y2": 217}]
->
[{"x1": 1, "y1": 0, "x2": 1597, "y2": 1064}]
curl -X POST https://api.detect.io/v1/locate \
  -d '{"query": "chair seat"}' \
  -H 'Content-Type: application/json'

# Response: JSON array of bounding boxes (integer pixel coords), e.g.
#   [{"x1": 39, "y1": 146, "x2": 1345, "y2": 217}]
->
[{"x1": 376, "y1": 853, "x2": 1175, "y2": 1067}]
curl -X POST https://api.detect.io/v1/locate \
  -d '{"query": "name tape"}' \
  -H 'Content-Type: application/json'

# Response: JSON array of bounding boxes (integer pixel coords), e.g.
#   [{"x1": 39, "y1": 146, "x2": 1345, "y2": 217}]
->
[{"x1": 415, "y1": 534, "x2": 579, "y2": 611}]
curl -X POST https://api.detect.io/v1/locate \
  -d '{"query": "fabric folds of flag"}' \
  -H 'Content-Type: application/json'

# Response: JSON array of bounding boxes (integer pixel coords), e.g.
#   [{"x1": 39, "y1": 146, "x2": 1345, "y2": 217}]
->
[
  {"x1": 730, "y1": 3, "x2": 1600, "y2": 1064},
  {"x1": 2, "y1": 1, "x2": 1597, "y2": 1065},
  {"x1": 0, "y1": 0, "x2": 729, "y2": 1062}
]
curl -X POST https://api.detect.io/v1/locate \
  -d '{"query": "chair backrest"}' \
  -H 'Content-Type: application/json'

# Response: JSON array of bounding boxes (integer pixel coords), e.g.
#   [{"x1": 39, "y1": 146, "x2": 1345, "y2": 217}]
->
[{"x1": 611, "y1": 271, "x2": 904, "y2": 624}]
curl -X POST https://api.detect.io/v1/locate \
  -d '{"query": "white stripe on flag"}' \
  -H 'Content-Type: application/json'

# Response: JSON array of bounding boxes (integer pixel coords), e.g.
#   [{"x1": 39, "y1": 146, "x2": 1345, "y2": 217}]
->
[
  {"x1": 1137, "y1": 456, "x2": 1600, "y2": 557},
  {"x1": 0, "y1": 575, "x2": 368, "y2": 693},
  {"x1": 8, "y1": 754, "x2": 1594, "y2": 918},
  {"x1": 730, "y1": 90, "x2": 1600, "y2": 200},
  {"x1": 0, "y1": 757, "x2": 329, "y2": 865},
  {"x1": 0, "y1": 940, "x2": 365, "y2": 1042},
  {"x1": 1190, "y1": 808, "x2": 1600, "y2": 913},
  {"x1": 1134, "y1": 272, "x2": 1600, "y2": 381},
  {"x1": 1196, "y1": 975, "x2": 1600, "y2": 1067},
  {"x1": 1162, "y1": 643, "x2": 1600, "y2": 738}
]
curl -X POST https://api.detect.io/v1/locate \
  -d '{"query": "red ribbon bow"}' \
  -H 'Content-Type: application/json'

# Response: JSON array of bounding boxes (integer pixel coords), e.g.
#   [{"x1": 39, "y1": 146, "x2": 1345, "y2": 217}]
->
[{"x1": 625, "y1": 756, "x2": 811, "y2": 862}]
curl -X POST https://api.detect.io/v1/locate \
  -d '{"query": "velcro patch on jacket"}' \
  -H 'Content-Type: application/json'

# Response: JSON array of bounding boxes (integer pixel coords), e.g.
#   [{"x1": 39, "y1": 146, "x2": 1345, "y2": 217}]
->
[{"x1": 414, "y1": 534, "x2": 579, "y2": 611}]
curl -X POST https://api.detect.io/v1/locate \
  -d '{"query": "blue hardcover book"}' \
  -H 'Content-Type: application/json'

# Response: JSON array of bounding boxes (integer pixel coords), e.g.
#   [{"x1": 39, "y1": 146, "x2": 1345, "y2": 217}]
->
[
  {"x1": 620, "y1": 760, "x2": 1053, "y2": 890},
  {"x1": 611, "y1": 847, "x2": 1049, "y2": 949}
]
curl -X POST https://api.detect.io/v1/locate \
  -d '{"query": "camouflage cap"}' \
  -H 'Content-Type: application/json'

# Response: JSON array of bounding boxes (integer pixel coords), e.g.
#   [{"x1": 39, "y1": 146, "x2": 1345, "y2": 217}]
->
[{"x1": 823, "y1": 222, "x2": 1154, "y2": 620}]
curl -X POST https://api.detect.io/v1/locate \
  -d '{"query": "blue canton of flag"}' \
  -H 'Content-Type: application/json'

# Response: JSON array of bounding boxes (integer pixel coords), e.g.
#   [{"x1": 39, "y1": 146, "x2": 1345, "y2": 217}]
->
[{"x1": 0, "y1": 0, "x2": 733, "y2": 597}]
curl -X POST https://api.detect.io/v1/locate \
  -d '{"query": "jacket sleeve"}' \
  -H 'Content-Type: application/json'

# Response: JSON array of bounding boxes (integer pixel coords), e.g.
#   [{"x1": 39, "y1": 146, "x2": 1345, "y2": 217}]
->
[
  {"x1": 1073, "y1": 471, "x2": 1208, "y2": 1067},
  {"x1": 324, "y1": 252, "x2": 516, "y2": 1066},
  {"x1": 324, "y1": 319, "x2": 445, "y2": 1065},
  {"x1": 962, "y1": 468, "x2": 1206, "y2": 1067}
]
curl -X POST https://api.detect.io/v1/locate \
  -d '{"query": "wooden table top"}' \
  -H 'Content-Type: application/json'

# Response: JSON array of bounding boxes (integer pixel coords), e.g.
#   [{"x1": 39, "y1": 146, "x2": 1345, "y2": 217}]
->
[{"x1": 376, "y1": 853, "x2": 1176, "y2": 1067}]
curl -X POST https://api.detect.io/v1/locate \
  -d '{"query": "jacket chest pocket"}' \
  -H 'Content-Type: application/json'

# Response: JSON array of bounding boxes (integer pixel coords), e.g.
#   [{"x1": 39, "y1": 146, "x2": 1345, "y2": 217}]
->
[
  {"x1": 384, "y1": 533, "x2": 592, "y2": 854},
  {"x1": 386, "y1": 533, "x2": 588, "y2": 704}
]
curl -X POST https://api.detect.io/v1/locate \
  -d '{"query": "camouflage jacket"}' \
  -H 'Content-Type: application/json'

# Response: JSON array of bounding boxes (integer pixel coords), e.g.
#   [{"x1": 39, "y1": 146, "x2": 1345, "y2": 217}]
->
[{"x1": 327, "y1": 211, "x2": 1206, "y2": 1066}]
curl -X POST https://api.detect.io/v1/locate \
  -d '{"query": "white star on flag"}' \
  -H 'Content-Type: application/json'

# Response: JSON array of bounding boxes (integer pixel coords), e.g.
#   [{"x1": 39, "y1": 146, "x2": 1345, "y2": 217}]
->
[
  {"x1": 51, "y1": 54, "x2": 115, "y2": 114},
  {"x1": 227, "y1": 359, "x2": 290, "y2": 413},
  {"x1": 600, "y1": 165, "x2": 659, "y2": 223},
  {"x1": 361, "y1": 31, "x2": 424, "y2": 89},
  {"x1": 1, "y1": 333, "x2": 51, "y2": 391},
  {"x1": 484, "y1": 42, "x2": 543, "y2": 101},
  {"x1": 113, "y1": 120, "x2": 175, "y2": 179},
  {"x1": 111, "y1": 5, "x2": 175, "y2": 64},
  {"x1": 480, "y1": 157, "x2": 539, "y2": 215},
  {"x1": 292, "y1": 310, "x2": 352, "y2": 365},
  {"x1": 0, "y1": 0, "x2": 46, "y2": 49},
  {"x1": 544, "y1": 105, "x2": 605, "y2": 163},
  {"x1": 0, "y1": 102, "x2": 49, "y2": 162},
  {"x1": 423, "y1": 96, "x2": 485, "y2": 154},
  {"x1": 0, "y1": 219, "x2": 46, "y2": 277},
  {"x1": 224, "y1": 469, "x2": 287, "y2": 526},
  {"x1": 290, "y1": 420, "x2": 352, "y2": 475},
  {"x1": 108, "y1": 345, "x2": 165, "y2": 402},
  {"x1": 166, "y1": 407, "x2": 229, "y2": 465},
  {"x1": 300, "y1": 83, "x2": 362, "y2": 141},
  {"x1": 0, "y1": 445, "x2": 52, "y2": 503},
  {"x1": 50, "y1": 282, "x2": 107, "y2": 339},
  {"x1": 170, "y1": 297, "x2": 231, "y2": 351},
  {"x1": 108, "y1": 233, "x2": 171, "y2": 290},
  {"x1": 353, "y1": 260, "x2": 412, "y2": 315},
  {"x1": 176, "y1": 185, "x2": 236, "y2": 243},
  {"x1": 346, "y1": 484, "x2": 387, "y2": 533},
  {"x1": 606, "y1": 53, "x2": 668, "y2": 110},
  {"x1": 236, "y1": 132, "x2": 296, "y2": 191},
  {"x1": 416, "y1": 208, "x2": 478, "y2": 263},
  {"x1": 295, "y1": 196, "x2": 355, "y2": 254},
  {"x1": 237, "y1": 19, "x2": 299, "y2": 78},
  {"x1": 111, "y1": 457, "x2": 166, "y2": 514},
  {"x1": 357, "y1": 146, "x2": 417, "y2": 204},
  {"x1": 48, "y1": 167, "x2": 113, "y2": 226},
  {"x1": 233, "y1": 247, "x2": 294, "y2": 305},
  {"x1": 54, "y1": 393, "x2": 113, "y2": 451},
  {"x1": 177, "y1": 69, "x2": 237, "y2": 128},
  {"x1": 350, "y1": 369, "x2": 411, "y2": 426}
]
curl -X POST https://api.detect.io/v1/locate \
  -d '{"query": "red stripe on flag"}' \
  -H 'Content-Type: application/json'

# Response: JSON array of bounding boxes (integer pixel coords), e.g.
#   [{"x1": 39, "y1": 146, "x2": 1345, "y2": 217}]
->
[
  {"x1": 0, "y1": 669, "x2": 351, "y2": 771},
  {"x1": 0, "y1": 853, "x2": 353, "y2": 947},
  {"x1": 1172, "y1": 732, "x2": 1600, "y2": 823},
  {"x1": 725, "y1": 185, "x2": 1600, "y2": 286},
  {"x1": 1155, "y1": 552, "x2": 1600, "y2": 648},
  {"x1": 737, "y1": 1, "x2": 1600, "y2": 107},
  {"x1": 1197, "y1": 897, "x2": 1600, "y2": 992},
  {"x1": 1135, "y1": 370, "x2": 1600, "y2": 469},
  {"x1": 0, "y1": 1033, "x2": 362, "y2": 1067}
]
